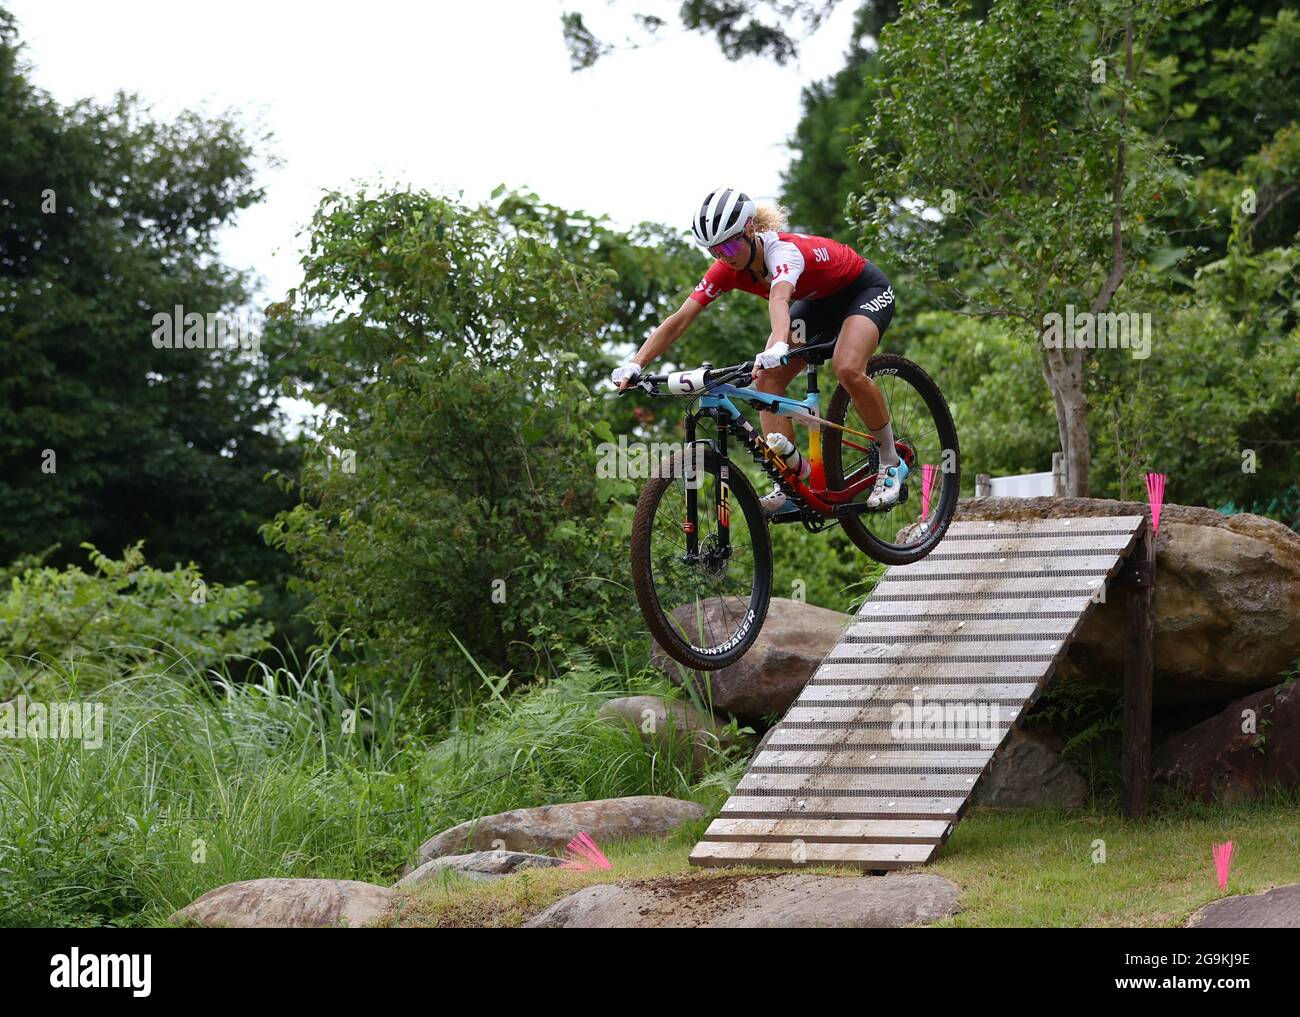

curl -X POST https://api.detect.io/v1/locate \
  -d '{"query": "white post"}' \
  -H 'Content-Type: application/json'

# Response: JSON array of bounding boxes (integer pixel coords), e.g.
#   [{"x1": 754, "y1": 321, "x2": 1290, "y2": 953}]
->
[{"x1": 1052, "y1": 453, "x2": 1067, "y2": 497}]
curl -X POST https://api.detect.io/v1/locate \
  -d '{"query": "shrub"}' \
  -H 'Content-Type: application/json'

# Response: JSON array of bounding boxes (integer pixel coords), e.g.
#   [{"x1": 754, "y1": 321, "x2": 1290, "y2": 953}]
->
[{"x1": 0, "y1": 542, "x2": 271, "y2": 688}]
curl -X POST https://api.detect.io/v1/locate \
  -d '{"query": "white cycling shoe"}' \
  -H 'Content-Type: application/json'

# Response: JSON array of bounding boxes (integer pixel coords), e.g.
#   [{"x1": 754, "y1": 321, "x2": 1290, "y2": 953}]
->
[
  {"x1": 760, "y1": 483, "x2": 800, "y2": 516},
  {"x1": 866, "y1": 459, "x2": 909, "y2": 509}
]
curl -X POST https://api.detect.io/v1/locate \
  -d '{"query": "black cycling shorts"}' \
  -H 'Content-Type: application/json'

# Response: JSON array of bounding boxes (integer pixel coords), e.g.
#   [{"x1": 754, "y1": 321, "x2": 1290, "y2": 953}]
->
[{"x1": 788, "y1": 261, "x2": 895, "y2": 349}]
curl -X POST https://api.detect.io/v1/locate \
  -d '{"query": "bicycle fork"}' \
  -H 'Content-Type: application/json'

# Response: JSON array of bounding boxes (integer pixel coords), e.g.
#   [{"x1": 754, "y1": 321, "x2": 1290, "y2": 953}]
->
[{"x1": 682, "y1": 412, "x2": 741, "y2": 561}]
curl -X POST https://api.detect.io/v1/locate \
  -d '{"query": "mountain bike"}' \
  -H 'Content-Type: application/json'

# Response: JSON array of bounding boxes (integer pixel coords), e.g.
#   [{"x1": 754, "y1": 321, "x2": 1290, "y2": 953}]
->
[{"x1": 620, "y1": 338, "x2": 959, "y2": 670}]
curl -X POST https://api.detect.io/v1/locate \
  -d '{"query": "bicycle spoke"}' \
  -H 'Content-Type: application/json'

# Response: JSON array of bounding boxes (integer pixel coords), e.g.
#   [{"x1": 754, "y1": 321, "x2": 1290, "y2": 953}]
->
[
  {"x1": 644, "y1": 454, "x2": 765, "y2": 655},
  {"x1": 825, "y1": 357, "x2": 958, "y2": 552}
]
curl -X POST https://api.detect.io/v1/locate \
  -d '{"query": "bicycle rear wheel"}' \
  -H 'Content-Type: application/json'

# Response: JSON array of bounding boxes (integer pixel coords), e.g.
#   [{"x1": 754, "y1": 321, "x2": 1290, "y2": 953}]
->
[
  {"x1": 823, "y1": 352, "x2": 960, "y2": 564},
  {"x1": 631, "y1": 445, "x2": 772, "y2": 671}
]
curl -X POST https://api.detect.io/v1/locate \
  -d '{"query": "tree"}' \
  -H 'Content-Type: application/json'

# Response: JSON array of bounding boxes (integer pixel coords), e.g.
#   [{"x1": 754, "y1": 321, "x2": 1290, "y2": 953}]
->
[
  {"x1": 262, "y1": 188, "x2": 648, "y2": 695},
  {"x1": 561, "y1": 1, "x2": 857, "y2": 69},
  {"x1": 0, "y1": 9, "x2": 303, "y2": 604},
  {"x1": 851, "y1": 0, "x2": 1193, "y2": 495}
]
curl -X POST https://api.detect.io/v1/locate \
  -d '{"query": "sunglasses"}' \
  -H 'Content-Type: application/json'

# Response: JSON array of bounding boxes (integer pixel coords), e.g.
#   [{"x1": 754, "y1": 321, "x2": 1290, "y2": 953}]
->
[{"x1": 709, "y1": 236, "x2": 747, "y2": 258}]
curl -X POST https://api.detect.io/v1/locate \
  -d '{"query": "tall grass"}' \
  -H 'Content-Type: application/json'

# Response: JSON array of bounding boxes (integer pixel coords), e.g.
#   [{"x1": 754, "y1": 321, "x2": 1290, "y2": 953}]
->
[{"x1": 0, "y1": 645, "x2": 745, "y2": 927}]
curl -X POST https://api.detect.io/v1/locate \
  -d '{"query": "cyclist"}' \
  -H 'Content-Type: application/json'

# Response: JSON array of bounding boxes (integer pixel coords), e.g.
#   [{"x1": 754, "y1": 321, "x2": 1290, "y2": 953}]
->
[{"x1": 612, "y1": 187, "x2": 903, "y2": 512}]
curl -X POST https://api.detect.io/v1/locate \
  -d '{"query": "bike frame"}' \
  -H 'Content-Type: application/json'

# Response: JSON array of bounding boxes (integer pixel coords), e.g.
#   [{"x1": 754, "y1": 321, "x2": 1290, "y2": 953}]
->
[{"x1": 677, "y1": 350, "x2": 912, "y2": 560}]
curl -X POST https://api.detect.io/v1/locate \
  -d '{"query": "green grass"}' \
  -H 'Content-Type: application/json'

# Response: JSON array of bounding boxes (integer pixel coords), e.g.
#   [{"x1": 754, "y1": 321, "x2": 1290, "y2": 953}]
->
[
  {"x1": 4, "y1": 645, "x2": 1297, "y2": 928},
  {"x1": 928, "y1": 797, "x2": 1300, "y2": 927},
  {"x1": 0, "y1": 645, "x2": 747, "y2": 927},
  {"x1": 394, "y1": 799, "x2": 1300, "y2": 928}
]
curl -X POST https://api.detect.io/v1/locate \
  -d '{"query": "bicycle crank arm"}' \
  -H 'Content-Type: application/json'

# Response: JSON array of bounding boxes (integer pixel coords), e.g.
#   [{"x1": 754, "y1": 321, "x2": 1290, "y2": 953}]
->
[{"x1": 830, "y1": 483, "x2": 909, "y2": 518}]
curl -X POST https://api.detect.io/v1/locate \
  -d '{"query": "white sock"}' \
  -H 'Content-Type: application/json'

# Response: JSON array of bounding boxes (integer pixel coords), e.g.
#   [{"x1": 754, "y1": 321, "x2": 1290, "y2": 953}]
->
[{"x1": 871, "y1": 422, "x2": 899, "y2": 467}]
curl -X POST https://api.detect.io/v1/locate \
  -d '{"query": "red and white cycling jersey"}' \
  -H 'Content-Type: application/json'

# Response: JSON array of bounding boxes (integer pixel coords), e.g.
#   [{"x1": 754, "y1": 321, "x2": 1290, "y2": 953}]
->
[{"x1": 689, "y1": 230, "x2": 867, "y2": 306}]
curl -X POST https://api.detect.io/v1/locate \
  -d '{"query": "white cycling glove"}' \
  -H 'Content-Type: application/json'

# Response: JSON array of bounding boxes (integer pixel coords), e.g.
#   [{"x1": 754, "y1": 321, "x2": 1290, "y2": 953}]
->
[
  {"x1": 753, "y1": 341, "x2": 790, "y2": 371},
  {"x1": 611, "y1": 361, "x2": 643, "y2": 388}
]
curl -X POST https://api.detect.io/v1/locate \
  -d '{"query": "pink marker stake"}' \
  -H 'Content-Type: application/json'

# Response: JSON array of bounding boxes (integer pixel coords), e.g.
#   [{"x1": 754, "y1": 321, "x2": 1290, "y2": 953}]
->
[
  {"x1": 558, "y1": 832, "x2": 612, "y2": 871},
  {"x1": 1145, "y1": 472, "x2": 1167, "y2": 533},
  {"x1": 921, "y1": 464, "x2": 937, "y2": 521},
  {"x1": 1212, "y1": 841, "x2": 1235, "y2": 891}
]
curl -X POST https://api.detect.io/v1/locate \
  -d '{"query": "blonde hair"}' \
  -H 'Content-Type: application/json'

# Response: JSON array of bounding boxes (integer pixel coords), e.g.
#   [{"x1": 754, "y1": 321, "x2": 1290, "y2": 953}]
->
[{"x1": 752, "y1": 204, "x2": 790, "y2": 233}]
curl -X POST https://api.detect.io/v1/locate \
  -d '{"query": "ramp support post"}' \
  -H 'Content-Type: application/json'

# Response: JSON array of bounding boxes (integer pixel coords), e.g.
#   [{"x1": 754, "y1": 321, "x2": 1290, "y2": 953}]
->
[{"x1": 1120, "y1": 519, "x2": 1155, "y2": 819}]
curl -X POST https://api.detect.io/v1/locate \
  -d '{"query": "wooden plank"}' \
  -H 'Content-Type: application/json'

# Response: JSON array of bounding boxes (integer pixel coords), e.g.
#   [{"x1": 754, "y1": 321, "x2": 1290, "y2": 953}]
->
[
  {"x1": 843, "y1": 617, "x2": 1077, "y2": 638},
  {"x1": 702, "y1": 818, "x2": 951, "y2": 843},
  {"x1": 688, "y1": 841, "x2": 936, "y2": 869},
  {"x1": 1121, "y1": 522, "x2": 1155, "y2": 819},
  {"x1": 855, "y1": 595, "x2": 1096, "y2": 620},
  {"x1": 875, "y1": 575, "x2": 1119, "y2": 600},
  {"x1": 797, "y1": 683, "x2": 1039, "y2": 704},
  {"x1": 763, "y1": 727, "x2": 1000, "y2": 748},
  {"x1": 923, "y1": 532, "x2": 1138, "y2": 556},
  {"x1": 869, "y1": 577, "x2": 1108, "y2": 599},
  {"x1": 892, "y1": 553, "x2": 1128, "y2": 578},
  {"x1": 779, "y1": 705, "x2": 921, "y2": 724},
  {"x1": 943, "y1": 515, "x2": 1144, "y2": 538},
  {"x1": 782, "y1": 705, "x2": 1020, "y2": 730},
  {"x1": 826, "y1": 637, "x2": 1069, "y2": 658},
  {"x1": 812, "y1": 660, "x2": 1047, "y2": 681},
  {"x1": 738, "y1": 772, "x2": 979, "y2": 793},
  {"x1": 719, "y1": 795, "x2": 966, "y2": 819},
  {"x1": 751, "y1": 749, "x2": 994, "y2": 770}
]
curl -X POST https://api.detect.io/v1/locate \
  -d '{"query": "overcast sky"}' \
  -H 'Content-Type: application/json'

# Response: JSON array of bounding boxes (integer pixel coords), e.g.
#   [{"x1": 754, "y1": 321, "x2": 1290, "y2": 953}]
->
[{"x1": 11, "y1": 0, "x2": 860, "y2": 305}]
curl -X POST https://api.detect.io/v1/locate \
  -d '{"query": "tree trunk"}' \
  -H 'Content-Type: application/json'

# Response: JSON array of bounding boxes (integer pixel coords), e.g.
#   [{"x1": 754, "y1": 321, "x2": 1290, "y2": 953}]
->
[
  {"x1": 1036, "y1": 15, "x2": 1133, "y2": 500},
  {"x1": 1040, "y1": 340, "x2": 1090, "y2": 496}
]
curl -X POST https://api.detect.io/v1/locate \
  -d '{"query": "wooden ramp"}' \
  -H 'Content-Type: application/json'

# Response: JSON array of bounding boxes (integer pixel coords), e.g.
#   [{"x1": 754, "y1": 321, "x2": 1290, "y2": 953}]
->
[{"x1": 690, "y1": 514, "x2": 1153, "y2": 872}]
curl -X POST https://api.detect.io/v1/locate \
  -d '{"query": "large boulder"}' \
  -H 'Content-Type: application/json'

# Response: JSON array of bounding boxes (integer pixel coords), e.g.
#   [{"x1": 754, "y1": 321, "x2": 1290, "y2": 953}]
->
[
  {"x1": 651, "y1": 597, "x2": 850, "y2": 719},
  {"x1": 172, "y1": 878, "x2": 395, "y2": 928},
  {"x1": 1153, "y1": 679, "x2": 1300, "y2": 802},
  {"x1": 972, "y1": 729, "x2": 1088, "y2": 808},
  {"x1": 394, "y1": 850, "x2": 564, "y2": 889},
  {"x1": 955, "y1": 497, "x2": 1300, "y2": 702},
  {"x1": 597, "y1": 695, "x2": 734, "y2": 774},
  {"x1": 416, "y1": 796, "x2": 707, "y2": 865},
  {"x1": 1187, "y1": 884, "x2": 1300, "y2": 928},
  {"x1": 523, "y1": 871, "x2": 960, "y2": 928}
]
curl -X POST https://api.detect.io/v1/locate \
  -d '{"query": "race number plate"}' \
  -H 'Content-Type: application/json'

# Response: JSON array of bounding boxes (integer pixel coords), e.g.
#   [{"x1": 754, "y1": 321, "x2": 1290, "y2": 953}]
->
[{"x1": 667, "y1": 368, "x2": 708, "y2": 395}]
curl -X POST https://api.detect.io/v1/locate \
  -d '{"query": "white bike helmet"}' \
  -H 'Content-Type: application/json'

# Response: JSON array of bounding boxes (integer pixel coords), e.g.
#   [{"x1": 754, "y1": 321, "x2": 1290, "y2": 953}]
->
[{"x1": 691, "y1": 188, "x2": 757, "y2": 248}]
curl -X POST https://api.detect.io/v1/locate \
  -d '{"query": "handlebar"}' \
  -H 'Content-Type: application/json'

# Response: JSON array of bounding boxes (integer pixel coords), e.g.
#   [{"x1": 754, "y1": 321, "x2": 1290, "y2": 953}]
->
[{"x1": 621, "y1": 339, "x2": 831, "y2": 397}]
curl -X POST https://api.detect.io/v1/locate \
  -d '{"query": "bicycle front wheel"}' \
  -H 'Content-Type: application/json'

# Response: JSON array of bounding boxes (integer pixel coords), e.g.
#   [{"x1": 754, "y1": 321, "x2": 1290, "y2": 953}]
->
[{"x1": 631, "y1": 445, "x2": 772, "y2": 671}]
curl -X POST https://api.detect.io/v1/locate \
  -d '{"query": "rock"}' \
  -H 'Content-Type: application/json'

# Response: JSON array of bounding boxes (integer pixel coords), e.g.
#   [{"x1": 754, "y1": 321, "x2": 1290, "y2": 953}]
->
[
  {"x1": 1187, "y1": 884, "x2": 1300, "y2": 928},
  {"x1": 651, "y1": 598, "x2": 850, "y2": 719},
  {"x1": 417, "y1": 796, "x2": 707, "y2": 865},
  {"x1": 972, "y1": 729, "x2": 1088, "y2": 808},
  {"x1": 394, "y1": 850, "x2": 564, "y2": 889},
  {"x1": 597, "y1": 695, "x2": 730, "y2": 773},
  {"x1": 523, "y1": 871, "x2": 960, "y2": 928},
  {"x1": 954, "y1": 497, "x2": 1300, "y2": 702},
  {"x1": 1153, "y1": 680, "x2": 1300, "y2": 802},
  {"x1": 172, "y1": 878, "x2": 395, "y2": 928}
]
